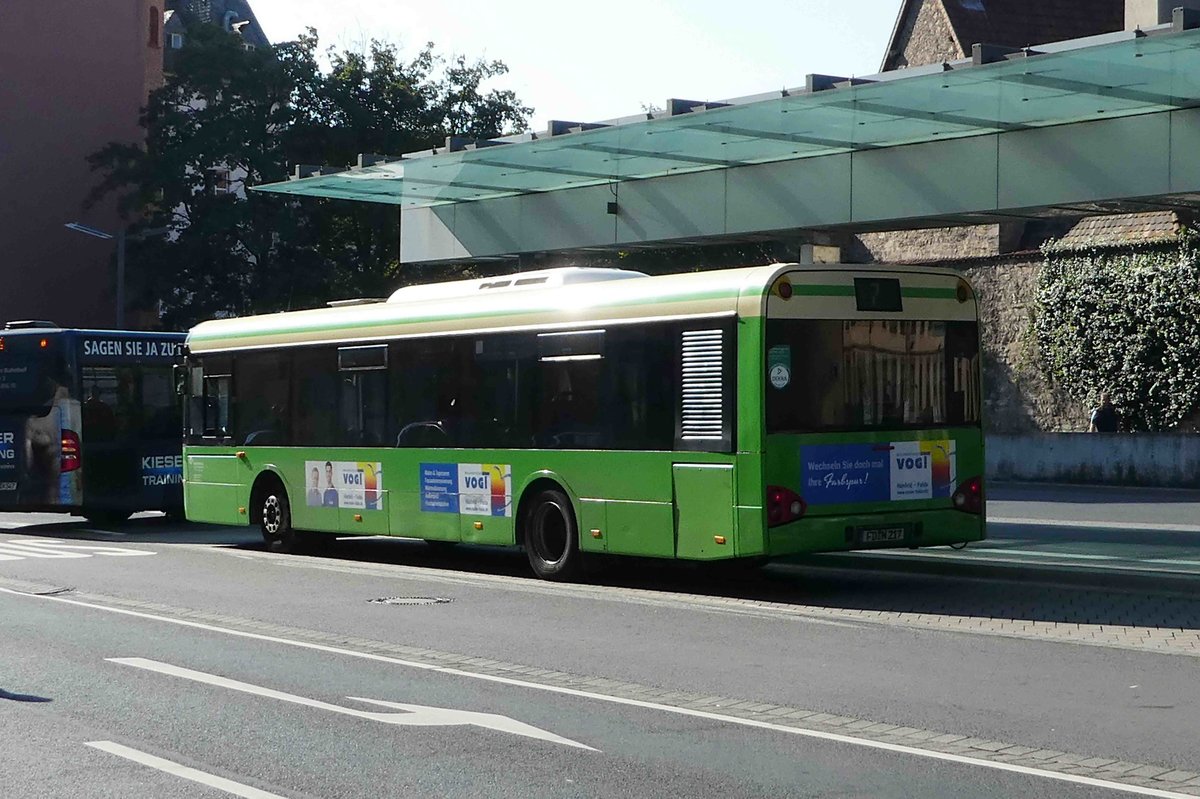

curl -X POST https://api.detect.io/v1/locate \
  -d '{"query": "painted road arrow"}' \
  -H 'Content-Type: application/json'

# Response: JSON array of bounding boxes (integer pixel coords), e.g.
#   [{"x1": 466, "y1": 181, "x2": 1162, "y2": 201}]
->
[{"x1": 109, "y1": 657, "x2": 597, "y2": 751}]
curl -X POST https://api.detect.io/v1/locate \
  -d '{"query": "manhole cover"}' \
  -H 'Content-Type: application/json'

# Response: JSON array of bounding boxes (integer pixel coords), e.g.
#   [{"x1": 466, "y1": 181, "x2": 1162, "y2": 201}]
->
[{"x1": 367, "y1": 596, "x2": 453, "y2": 606}]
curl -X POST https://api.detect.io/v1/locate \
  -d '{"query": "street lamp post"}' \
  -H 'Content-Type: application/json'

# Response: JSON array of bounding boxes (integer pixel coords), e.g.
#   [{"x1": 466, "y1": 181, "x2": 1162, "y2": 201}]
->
[{"x1": 65, "y1": 222, "x2": 167, "y2": 328}]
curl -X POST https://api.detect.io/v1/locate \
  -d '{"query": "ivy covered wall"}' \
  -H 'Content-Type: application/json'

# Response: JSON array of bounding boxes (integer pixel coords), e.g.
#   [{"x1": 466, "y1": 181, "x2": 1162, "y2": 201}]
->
[{"x1": 1034, "y1": 239, "x2": 1200, "y2": 432}]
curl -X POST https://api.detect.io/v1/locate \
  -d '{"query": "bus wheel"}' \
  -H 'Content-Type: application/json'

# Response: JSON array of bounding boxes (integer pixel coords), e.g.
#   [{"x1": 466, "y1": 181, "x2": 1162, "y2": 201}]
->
[
  {"x1": 523, "y1": 488, "x2": 580, "y2": 581},
  {"x1": 259, "y1": 487, "x2": 290, "y2": 546}
]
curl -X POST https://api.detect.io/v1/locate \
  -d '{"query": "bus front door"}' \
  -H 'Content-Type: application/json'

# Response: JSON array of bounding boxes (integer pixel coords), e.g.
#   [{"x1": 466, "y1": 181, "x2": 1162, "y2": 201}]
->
[{"x1": 184, "y1": 453, "x2": 250, "y2": 525}]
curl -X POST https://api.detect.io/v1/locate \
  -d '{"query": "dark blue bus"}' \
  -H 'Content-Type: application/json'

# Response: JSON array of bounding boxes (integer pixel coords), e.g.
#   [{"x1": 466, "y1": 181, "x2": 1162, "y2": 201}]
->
[{"x1": 0, "y1": 322, "x2": 185, "y2": 522}]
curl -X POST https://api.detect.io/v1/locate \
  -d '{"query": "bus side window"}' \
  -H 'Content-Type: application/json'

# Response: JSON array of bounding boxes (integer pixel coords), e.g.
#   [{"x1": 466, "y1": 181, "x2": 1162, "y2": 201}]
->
[
  {"x1": 392, "y1": 338, "x2": 459, "y2": 448},
  {"x1": 533, "y1": 330, "x2": 604, "y2": 449},
  {"x1": 337, "y1": 345, "x2": 387, "y2": 447},
  {"x1": 203, "y1": 375, "x2": 231, "y2": 438},
  {"x1": 141, "y1": 366, "x2": 179, "y2": 440},
  {"x1": 292, "y1": 348, "x2": 337, "y2": 447},
  {"x1": 81, "y1": 365, "x2": 120, "y2": 443},
  {"x1": 235, "y1": 352, "x2": 291, "y2": 446},
  {"x1": 187, "y1": 366, "x2": 204, "y2": 439}
]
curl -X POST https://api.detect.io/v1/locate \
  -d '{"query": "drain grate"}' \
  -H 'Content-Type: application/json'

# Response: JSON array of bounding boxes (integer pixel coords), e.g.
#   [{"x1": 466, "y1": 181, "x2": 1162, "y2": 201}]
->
[{"x1": 367, "y1": 596, "x2": 453, "y2": 606}]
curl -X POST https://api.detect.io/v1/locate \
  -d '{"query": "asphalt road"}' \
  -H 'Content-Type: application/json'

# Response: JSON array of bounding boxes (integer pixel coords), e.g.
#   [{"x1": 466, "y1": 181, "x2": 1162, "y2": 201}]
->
[{"x1": 1, "y1": 483, "x2": 1199, "y2": 798}]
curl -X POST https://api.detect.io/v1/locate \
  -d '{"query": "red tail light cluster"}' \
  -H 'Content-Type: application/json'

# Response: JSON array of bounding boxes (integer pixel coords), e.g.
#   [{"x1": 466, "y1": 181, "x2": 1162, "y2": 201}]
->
[
  {"x1": 951, "y1": 475, "x2": 982, "y2": 514},
  {"x1": 766, "y1": 485, "x2": 806, "y2": 527},
  {"x1": 60, "y1": 430, "x2": 81, "y2": 472}
]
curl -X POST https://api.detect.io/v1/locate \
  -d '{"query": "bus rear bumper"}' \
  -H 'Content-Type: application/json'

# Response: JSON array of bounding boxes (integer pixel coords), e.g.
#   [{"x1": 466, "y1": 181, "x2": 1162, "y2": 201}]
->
[{"x1": 764, "y1": 508, "x2": 985, "y2": 557}]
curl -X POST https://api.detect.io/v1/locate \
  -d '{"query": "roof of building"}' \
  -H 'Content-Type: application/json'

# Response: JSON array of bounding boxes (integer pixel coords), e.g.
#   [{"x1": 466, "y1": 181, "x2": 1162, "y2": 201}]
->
[
  {"x1": 941, "y1": 0, "x2": 1125, "y2": 51},
  {"x1": 883, "y1": 0, "x2": 1124, "y2": 71},
  {"x1": 1045, "y1": 211, "x2": 1188, "y2": 252},
  {"x1": 164, "y1": 0, "x2": 269, "y2": 47}
]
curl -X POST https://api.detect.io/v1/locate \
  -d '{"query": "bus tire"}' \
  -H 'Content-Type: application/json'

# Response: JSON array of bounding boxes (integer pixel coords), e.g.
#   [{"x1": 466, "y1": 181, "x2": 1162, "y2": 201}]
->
[
  {"x1": 522, "y1": 488, "x2": 581, "y2": 581},
  {"x1": 258, "y1": 482, "x2": 301, "y2": 551},
  {"x1": 260, "y1": 488, "x2": 326, "y2": 555}
]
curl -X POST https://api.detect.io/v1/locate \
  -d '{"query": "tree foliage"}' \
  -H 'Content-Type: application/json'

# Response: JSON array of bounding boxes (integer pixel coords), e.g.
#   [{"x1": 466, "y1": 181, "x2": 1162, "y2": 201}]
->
[
  {"x1": 88, "y1": 24, "x2": 531, "y2": 328},
  {"x1": 1034, "y1": 238, "x2": 1200, "y2": 431}
]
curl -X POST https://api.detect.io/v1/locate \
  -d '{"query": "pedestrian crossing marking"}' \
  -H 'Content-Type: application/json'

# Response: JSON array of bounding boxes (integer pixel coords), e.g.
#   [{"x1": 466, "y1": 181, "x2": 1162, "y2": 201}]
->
[{"x1": 0, "y1": 539, "x2": 154, "y2": 561}]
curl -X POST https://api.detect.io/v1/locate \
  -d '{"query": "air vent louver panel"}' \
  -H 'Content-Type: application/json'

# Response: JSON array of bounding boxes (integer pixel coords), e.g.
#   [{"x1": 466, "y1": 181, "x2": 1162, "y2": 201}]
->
[{"x1": 681, "y1": 329, "x2": 725, "y2": 440}]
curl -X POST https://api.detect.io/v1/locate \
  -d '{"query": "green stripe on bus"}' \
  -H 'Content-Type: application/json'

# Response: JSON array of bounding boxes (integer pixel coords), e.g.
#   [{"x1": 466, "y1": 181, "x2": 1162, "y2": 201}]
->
[{"x1": 793, "y1": 286, "x2": 957, "y2": 300}]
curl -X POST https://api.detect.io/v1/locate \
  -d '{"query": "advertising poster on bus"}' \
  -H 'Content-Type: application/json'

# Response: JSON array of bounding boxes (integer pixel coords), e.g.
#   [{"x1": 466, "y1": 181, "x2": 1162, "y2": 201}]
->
[
  {"x1": 0, "y1": 427, "x2": 17, "y2": 496},
  {"x1": 419, "y1": 462, "x2": 512, "y2": 517},
  {"x1": 304, "y1": 460, "x2": 383, "y2": 510},
  {"x1": 802, "y1": 440, "x2": 956, "y2": 505}
]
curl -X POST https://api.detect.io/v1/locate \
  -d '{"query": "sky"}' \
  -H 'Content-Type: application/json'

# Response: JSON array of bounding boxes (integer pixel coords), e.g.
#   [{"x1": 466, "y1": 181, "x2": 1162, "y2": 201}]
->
[{"x1": 245, "y1": 0, "x2": 904, "y2": 131}]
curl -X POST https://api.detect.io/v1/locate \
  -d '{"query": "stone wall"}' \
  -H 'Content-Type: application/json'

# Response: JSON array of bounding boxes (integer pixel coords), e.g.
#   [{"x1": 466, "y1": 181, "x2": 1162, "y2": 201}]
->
[
  {"x1": 885, "y1": 0, "x2": 964, "y2": 70},
  {"x1": 957, "y1": 256, "x2": 1082, "y2": 433},
  {"x1": 857, "y1": 225, "x2": 1003, "y2": 263}
]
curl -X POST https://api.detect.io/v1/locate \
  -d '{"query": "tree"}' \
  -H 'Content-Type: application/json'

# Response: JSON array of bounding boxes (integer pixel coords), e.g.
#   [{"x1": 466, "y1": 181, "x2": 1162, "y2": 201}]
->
[{"x1": 88, "y1": 24, "x2": 531, "y2": 328}]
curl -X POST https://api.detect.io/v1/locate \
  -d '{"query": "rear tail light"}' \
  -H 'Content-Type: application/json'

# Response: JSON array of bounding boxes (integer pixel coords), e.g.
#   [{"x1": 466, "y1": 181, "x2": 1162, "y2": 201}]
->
[
  {"x1": 951, "y1": 475, "x2": 982, "y2": 514},
  {"x1": 60, "y1": 430, "x2": 81, "y2": 472},
  {"x1": 767, "y1": 485, "x2": 806, "y2": 527}
]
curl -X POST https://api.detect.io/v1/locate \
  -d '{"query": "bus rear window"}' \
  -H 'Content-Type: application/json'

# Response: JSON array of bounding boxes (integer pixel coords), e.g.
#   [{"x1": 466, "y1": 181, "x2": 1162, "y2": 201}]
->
[
  {"x1": 766, "y1": 319, "x2": 981, "y2": 433},
  {"x1": 0, "y1": 347, "x2": 66, "y2": 415}
]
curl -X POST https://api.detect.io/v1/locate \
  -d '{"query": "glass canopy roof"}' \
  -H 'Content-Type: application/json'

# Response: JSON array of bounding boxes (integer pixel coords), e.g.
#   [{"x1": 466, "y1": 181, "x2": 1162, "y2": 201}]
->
[{"x1": 254, "y1": 27, "x2": 1200, "y2": 208}]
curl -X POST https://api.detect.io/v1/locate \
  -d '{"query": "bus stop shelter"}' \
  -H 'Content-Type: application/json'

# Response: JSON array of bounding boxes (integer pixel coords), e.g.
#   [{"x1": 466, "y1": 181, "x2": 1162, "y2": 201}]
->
[{"x1": 256, "y1": 14, "x2": 1200, "y2": 266}]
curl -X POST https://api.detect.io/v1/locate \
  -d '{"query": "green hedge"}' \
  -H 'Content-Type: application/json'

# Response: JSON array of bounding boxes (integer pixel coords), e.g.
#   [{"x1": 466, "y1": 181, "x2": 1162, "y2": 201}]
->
[{"x1": 1034, "y1": 238, "x2": 1200, "y2": 431}]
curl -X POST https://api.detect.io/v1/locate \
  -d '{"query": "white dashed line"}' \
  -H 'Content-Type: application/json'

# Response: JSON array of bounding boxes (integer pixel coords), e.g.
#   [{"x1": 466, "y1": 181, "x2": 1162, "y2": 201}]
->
[{"x1": 86, "y1": 741, "x2": 289, "y2": 798}]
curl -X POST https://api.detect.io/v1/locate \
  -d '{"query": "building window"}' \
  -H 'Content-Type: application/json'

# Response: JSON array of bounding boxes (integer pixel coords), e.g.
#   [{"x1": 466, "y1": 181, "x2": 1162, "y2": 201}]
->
[
  {"x1": 211, "y1": 167, "x2": 231, "y2": 193},
  {"x1": 149, "y1": 7, "x2": 161, "y2": 47},
  {"x1": 170, "y1": 32, "x2": 184, "y2": 49}
]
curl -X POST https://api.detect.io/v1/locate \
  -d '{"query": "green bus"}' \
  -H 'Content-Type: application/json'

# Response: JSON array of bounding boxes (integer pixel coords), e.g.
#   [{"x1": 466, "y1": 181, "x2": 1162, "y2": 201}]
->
[{"x1": 182, "y1": 263, "x2": 984, "y2": 579}]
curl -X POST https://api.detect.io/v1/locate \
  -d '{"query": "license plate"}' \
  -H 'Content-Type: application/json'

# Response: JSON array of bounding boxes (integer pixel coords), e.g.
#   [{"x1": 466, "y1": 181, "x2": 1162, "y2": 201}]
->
[{"x1": 858, "y1": 526, "x2": 908, "y2": 544}]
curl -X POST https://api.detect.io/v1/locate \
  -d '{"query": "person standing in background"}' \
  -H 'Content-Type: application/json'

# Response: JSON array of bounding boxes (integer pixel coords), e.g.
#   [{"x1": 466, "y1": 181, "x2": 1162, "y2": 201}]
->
[{"x1": 1089, "y1": 391, "x2": 1120, "y2": 433}]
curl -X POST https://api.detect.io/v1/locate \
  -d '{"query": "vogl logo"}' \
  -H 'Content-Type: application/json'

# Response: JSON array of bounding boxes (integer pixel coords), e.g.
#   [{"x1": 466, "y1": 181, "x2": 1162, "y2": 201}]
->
[
  {"x1": 894, "y1": 453, "x2": 930, "y2": 472},
  {"x1": 463, "y1": 472, "x2": 490, "y2": 491}
]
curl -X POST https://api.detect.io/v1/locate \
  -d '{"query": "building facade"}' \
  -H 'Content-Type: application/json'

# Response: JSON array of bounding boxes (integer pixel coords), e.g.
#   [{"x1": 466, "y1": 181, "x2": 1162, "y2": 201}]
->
[
  {"x1": 0, "y1": 1, "x2": 167, "y2": 328},
  {"x1": 866, "y1": 0, "x2": 1195, "y2": 432},
  {"x1": 0, "y1": 0, "x2": 266, "y2": 330}
]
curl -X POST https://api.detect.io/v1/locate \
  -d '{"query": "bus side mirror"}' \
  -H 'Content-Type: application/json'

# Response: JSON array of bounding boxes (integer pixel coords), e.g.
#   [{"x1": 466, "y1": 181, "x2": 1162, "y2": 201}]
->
[{"x1": 173, "y1": 364, "x2": 187, "y2": 397}]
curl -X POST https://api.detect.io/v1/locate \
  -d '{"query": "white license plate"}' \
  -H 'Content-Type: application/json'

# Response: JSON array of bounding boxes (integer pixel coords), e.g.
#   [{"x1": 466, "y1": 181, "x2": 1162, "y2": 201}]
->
[{"x1": 859, "y1": 526, "x2": 907, "y2": 544}]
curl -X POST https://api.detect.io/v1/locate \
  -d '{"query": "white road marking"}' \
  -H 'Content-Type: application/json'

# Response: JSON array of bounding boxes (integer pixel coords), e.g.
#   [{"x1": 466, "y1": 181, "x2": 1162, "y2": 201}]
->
[
  {"x1": 2, "y1": 588, "x2": 1190, "y2": 798},
  {"x1": 0, "y1": 544, "x2": 89, "y2": 559},
  {"x1": 77, "y1": 528, "x2": 129, "y2": 538},
  {"x1": 974, "y1": 549, "x2": 1118, "y2": 561},
  {"x1": 86, "y1": 741, "x2": 289, "y2": 799},
  {"x1": 863, "y1": 547, "x2": 1200, "y2": 570},
  {"x1": 110, "y1": 657, "x2": 595, "y2": 751},
  {"x1": 990, "y1": 517, "x2": 1200, "y2": 534},
  {"x1": 9, "y1": 540, "x2": 154, "y2": 556},
  {"x1": 0, "y1": 539, "x2": 154, "y2": 560}
]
